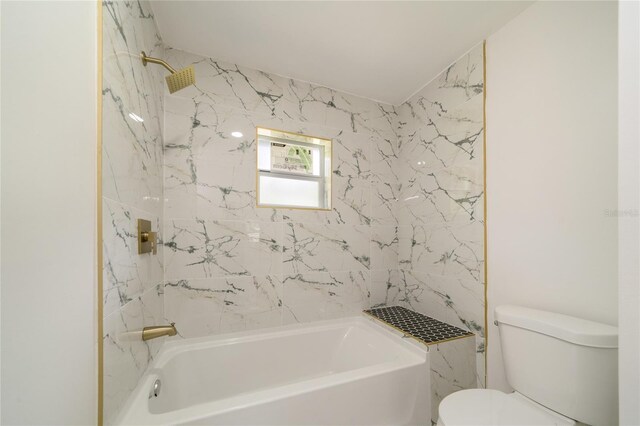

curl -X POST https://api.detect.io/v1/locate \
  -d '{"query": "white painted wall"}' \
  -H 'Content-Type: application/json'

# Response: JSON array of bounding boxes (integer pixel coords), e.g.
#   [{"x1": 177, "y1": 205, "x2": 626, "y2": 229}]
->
[
  {"x1": 1, "y1": 2, "x2": 98, "y2": 423},
  {"x1": 618, "y1": 1, "x2": 640, "y2": 424},
  {"x1": 486, "y1": 1, "x2": 618, "y2": 392}
]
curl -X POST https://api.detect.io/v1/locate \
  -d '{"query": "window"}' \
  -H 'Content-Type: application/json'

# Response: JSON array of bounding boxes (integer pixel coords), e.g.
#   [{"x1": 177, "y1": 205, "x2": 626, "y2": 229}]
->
[{"x1": 256, "y1": 127, "x2": 332, "y2": 210}]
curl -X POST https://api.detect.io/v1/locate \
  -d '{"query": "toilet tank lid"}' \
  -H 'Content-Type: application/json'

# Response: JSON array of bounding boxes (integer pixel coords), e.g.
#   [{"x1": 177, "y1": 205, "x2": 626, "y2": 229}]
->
[{"x1": 495, "y1": 305, "x2": 617, "y2": 348}]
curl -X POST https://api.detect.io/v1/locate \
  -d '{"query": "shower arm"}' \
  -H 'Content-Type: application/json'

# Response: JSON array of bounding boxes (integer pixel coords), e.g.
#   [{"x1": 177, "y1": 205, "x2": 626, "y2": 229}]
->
[{"x1": 141, "y1": 51, "x2": 176, "y2": 74}]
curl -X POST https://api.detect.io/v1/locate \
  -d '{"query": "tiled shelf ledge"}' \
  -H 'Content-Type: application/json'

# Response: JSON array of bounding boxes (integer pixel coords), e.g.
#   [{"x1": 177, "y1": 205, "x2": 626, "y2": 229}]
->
[
  {"x1": 364, "y1": 306, "x2": 477, "y2": 426},
  {"x1": 364, "y1": 305, "x2": 474, "y2": 346}
]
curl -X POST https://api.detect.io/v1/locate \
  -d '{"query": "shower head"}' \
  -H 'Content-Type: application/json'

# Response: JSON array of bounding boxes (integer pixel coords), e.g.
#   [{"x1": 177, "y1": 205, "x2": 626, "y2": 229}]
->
[
  {"x1": 141, "y1": 51, "x2": 195, "y2": 94},
  {"x1": 165, "y1": 66, "x2": 195, "y2": 94}
]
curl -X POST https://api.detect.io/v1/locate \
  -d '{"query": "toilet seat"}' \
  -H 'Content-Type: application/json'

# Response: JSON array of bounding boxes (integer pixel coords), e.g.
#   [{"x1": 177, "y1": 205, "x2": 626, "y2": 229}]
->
[{"x1": 438, "y1": 389, "x2": 576, "y2": 426}]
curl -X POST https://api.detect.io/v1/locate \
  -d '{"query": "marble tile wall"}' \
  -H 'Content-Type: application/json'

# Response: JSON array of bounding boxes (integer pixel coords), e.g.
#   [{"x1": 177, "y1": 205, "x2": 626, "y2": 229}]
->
[
  {"x1": 429, "y1": 336, "x2": 477, "y2": 425},
  {"x1": 396, "y1": 43, "x2": 486, "y2": 387},
  {"x1": 159, "y1": 46, "x2": 485, "y2": 388},
  {"x1": 161, "y1": 47, "x2": 402, "y2": 339},
  {"x1": 101, "y1": 1, "x2": 166, "y2": 423}
]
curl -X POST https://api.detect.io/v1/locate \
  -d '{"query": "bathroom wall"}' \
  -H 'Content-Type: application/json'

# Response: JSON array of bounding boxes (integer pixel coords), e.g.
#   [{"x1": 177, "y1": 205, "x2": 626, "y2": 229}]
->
[
  {"x1": 486, "y1": 1, "x2": 618, "y2": 392},
  {"x1": 619, "y1": 1, "x2": 640, "y2": 423},
  {"x1": 395, "y1": 44, "x2": 486, "y2": 387},
  {"x1": 429, "y1": 337, "x2": 477, "y2": 425},
  {"x1": 161, "y1": 48, "x2": 400, "y2": 338},
  {"x1": 101, "y1": 1, "x2": 166, "y2": 423},
  {"x1": 1, "y1": 2, "x2": 98, "y2": 423}
]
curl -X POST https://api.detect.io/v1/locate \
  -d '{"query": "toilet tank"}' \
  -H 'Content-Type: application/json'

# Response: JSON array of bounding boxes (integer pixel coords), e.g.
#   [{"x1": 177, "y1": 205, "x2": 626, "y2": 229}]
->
[{"x1": 495, "y1": 305, "x2": 618, "y2": 426}]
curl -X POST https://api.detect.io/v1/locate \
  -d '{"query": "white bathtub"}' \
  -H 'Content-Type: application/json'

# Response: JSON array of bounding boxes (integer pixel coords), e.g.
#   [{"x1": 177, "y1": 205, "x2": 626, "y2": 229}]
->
[{"x1": 117, "y1": 316, "x2": 430, "y2": 425}]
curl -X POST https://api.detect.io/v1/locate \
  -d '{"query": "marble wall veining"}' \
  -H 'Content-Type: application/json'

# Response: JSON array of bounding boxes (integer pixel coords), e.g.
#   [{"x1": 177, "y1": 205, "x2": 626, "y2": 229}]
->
[
  {"x1": 101, "y1": 1, "x2": 166, "y2": 423},
  {"x1": 157, "y1": 43, "x2": 484, "y2": 386},
  {"x1": 396, "y1": 44, "x2": 486, "y2": 387},
  {"x1": 160, "y1": 47, "x2": 402, "y2": 339},
  {"x1": 429, "y1": 336, "x2": 477, "y2": 425}
]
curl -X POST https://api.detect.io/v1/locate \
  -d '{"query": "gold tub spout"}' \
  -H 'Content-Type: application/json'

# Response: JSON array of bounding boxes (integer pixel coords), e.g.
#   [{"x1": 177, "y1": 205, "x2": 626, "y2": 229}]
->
[{"x1": 142, "y1": 323, "x2": 177, "y2": 341}]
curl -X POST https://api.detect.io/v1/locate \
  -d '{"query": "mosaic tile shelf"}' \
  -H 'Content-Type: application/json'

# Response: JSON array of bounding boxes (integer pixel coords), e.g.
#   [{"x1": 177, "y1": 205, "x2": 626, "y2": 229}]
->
[{"x1": 364, "y1": 306, "x2": 474, "y2": 345}]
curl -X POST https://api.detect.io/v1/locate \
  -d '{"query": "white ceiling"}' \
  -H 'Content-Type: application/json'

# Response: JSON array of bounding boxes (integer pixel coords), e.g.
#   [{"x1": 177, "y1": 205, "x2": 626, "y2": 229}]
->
[{"x1": 151, "y1": 1, "x2": 532, "y2": 105}]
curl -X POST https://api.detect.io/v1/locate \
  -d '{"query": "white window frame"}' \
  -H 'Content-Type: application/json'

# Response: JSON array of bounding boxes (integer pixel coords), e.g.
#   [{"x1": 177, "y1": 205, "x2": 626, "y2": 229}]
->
[{"x1": 256, "y1": 128, "x2": 332, "y2": 210}]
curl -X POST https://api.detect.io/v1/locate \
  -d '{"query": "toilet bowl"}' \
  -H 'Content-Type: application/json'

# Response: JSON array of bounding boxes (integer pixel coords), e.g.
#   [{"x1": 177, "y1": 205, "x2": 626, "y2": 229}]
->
[
  {"x1": 437, "y1": 389, "x2": 575, "y2": 426},
  {"x1": 438, "y1": 305, "x2": 618, "y2": 426}
]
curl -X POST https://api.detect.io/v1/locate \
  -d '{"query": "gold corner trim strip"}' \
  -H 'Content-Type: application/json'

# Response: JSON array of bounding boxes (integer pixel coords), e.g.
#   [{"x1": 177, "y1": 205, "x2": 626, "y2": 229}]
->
[
  {"x1": 97, "y1": 0, "x2": 104, "y2": 424},
  {"x1": 363, "y1": 311, "x2": 475, "y2": 347},
  {"x1": 482, "y1": 39, "x2": 488, "y2": 388},
  {"x1": 424, "y1": 333, "x2": 476, "y2": 346}
]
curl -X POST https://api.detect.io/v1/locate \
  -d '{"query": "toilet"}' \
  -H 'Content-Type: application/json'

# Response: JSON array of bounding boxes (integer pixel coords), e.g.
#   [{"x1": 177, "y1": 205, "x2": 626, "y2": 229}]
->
[{"x1": 438, "y1": 305, "x2": 618, "y2": 426}]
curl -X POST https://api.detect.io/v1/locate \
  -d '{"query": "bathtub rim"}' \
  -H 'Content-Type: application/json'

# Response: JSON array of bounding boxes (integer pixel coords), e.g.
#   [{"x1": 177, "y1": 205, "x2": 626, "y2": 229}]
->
[{"x1": 156, "y1": 315, "x2": 428, "y2": 366}]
